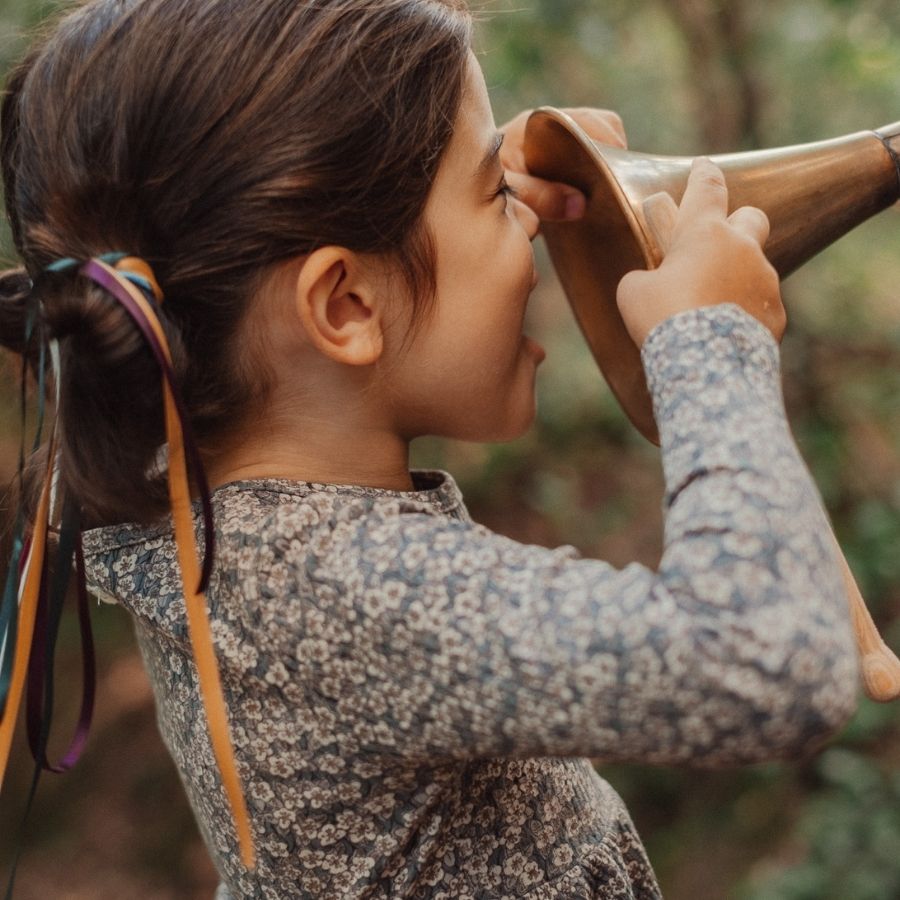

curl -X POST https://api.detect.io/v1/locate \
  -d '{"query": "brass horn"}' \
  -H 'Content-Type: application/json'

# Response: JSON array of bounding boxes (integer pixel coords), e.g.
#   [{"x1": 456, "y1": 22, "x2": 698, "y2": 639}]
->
[
  {"x1": 523, "y1": 108, "x2": 900, "y2": 703},
  {"x1": 523, "y1": 107, "x2": 900, "y2": 443}
]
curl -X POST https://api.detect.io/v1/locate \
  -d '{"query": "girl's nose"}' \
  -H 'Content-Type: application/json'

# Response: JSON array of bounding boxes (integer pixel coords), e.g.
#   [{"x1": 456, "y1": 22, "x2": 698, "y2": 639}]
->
[{"x1": 514, "y1": 196, "x2": 540, "y2": 240}]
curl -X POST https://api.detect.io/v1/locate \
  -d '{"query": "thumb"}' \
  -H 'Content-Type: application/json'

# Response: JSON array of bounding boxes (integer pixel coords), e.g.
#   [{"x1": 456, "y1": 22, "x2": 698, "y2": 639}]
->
[
  {"x1": 505, "y1": 170, "x2": 586, "y2": 221},
  {"x1": 642, "y1": 191, "x2": 679, "y2": 257}
]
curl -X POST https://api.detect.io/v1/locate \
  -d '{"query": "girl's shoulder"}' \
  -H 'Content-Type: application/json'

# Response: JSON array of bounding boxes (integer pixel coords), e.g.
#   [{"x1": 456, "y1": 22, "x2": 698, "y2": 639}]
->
[
  {"x1": 81, "y1": 467, "x2": 467, "y2": 558},
  {"x1": 81, "y1": 470, "x2": 473, "y2": 606},
  {"x1": 79, "y1": 468, "x2": 472, "y2": 620}
]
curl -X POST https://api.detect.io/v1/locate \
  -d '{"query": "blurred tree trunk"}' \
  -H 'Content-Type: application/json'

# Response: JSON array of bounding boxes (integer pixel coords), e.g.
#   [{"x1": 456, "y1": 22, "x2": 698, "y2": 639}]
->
[{"x1": 658, "y1": 0, "x2": 766, "y2": 150}]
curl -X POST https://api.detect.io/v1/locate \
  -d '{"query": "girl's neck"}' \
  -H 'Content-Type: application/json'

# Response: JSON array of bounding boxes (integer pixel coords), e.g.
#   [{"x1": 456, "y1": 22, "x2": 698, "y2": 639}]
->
[{"x1": 204, "y1": 420, "x2": 415, "y2": 492}]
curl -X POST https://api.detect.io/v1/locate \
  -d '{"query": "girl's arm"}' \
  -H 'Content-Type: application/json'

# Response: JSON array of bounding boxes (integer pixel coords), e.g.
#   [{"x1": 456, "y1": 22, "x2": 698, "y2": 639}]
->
[
  {"x1": 250, "y1": 300, "x2": 856, "y2": 768},
  {"x1": 248, "y1": 162, "x2": 857, "y2": 768}
]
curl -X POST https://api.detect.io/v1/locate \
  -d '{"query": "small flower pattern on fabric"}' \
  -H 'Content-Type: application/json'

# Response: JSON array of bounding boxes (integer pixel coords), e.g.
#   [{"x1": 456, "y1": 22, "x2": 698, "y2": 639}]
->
[{"x1": 82, "y1": 304, "x2": 857, "y2": 899}]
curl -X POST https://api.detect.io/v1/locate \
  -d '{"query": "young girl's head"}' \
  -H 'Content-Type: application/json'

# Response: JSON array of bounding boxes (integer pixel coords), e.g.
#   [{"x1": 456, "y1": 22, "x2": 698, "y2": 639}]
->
[{"x1": 0, "y1": 0, "x2": 543, "y2": 527}]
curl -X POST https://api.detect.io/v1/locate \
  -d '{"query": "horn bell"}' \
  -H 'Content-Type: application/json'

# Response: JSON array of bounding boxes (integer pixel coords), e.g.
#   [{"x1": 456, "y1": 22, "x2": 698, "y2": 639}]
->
[{"x1": 523, "y1": 107, "x2": 900, "y2": 444}]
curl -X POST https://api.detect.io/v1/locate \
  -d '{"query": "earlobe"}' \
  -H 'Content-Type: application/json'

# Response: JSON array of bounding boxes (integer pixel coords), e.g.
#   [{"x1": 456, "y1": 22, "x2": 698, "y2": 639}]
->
[{"x1": 294, "y1": 247, "x2": 384, "y2": 366}]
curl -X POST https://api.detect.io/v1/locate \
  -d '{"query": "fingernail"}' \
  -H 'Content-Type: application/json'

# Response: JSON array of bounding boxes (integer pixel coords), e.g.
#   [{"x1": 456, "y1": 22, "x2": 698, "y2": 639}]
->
[{"x1": 564, "y1": 192, "x2": 586, "y2": 220}]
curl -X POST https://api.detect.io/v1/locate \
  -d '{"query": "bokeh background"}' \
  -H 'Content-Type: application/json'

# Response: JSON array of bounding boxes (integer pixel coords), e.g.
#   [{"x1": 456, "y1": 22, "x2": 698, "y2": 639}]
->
[{"x1": 1, "y1": 0, "x2": 900, "y2": 897}]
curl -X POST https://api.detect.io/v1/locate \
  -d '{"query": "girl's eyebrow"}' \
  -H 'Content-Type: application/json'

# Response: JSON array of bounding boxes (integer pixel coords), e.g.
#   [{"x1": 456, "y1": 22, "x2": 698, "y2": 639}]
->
[{"x1": 475, "y1": 132, "x2": 504, "y2": 180}]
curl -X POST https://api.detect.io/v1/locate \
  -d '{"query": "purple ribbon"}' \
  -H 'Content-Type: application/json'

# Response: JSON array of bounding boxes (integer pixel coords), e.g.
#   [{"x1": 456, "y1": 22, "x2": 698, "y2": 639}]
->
[{"x1": 80, "y1": 259, "x2": 216, "y2": 593}]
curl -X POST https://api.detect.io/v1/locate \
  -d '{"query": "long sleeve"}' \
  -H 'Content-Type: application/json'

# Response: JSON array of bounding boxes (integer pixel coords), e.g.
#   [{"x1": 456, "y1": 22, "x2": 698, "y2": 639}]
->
[{"x1": 250, "y1": 303, "x2": 859, "y2": 768}]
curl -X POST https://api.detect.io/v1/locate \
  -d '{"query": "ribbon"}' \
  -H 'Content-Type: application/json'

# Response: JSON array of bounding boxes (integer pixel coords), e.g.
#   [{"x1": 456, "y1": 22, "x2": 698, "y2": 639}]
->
[
  {"x1": 0, "y1": 255, "x2": 255, "y2": 878},
  {"x1": 79, "y1": 257, "x2": 254, "y2": 868}
]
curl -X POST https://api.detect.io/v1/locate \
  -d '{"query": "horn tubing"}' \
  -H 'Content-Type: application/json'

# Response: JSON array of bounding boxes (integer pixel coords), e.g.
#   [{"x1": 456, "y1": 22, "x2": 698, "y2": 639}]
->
[
  {"x1": 835, "y1": 540, "x2": 900, "y2": 702},
  {"x1": 523, "y1": 107, "x2": 900, "y2": 703},
  {"x1": 874, "y1": 123, "x2": 900, "y2": 196}
]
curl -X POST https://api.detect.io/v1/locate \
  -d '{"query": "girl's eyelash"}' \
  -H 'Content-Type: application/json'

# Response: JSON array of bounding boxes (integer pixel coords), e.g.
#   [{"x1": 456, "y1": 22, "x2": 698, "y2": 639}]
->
[{"x1": 496, "y1": 178, "x2": 519, "y2": 201}]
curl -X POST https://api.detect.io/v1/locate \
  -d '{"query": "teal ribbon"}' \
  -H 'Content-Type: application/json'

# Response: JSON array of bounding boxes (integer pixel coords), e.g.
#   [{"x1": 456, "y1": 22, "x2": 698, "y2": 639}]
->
[
  {"x1": 0, "y1": 299, "x2": 45, "y2": 717},
  {"x1": 45, "y1": 252, "x2": 159, "y2": 300}
]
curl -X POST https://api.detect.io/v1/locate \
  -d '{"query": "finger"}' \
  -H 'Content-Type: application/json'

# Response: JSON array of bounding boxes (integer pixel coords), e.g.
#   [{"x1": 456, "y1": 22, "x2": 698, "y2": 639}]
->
[
  {"x1": 498, "y1": 134, "x2": 527, "y2": 175},
  {"x1": 677, "y1": 157, "x2": 728, "y2": 224},
  {"x1": 506, "y1": 170, "x2": 586, "y2": 221},
  {"x1": 562, "y1": 108, "x2": 627, "y2": 149},
  {"x1": 573, "y1": 109, "x2": 628, "y2": 149},
  {"x1": 642, "y1": 192, "x2": 679, "y2": 256},
  {"x1": 604, "y1": 111, "x2": 627, "y2": 148},
  {"x1": 727, "y1": 205, "x2": 771, "y2": 247}
]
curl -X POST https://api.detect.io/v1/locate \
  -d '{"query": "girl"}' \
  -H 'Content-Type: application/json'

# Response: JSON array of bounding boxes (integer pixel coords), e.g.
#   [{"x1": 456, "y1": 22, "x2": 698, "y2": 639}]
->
[{"x1": 0, "y1": 1, "x2": 858, "y2": 897}]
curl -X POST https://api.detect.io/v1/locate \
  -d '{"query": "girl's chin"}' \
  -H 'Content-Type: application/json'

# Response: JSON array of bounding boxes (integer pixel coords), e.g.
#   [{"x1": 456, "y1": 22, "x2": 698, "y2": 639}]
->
[{"x1": 487, "y1": 397, "x2": 538, "y2": 443}]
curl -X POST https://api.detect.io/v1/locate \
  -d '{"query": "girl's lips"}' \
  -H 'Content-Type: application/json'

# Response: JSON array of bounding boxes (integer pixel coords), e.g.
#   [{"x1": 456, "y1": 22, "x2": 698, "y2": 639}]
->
[
  {"x1": 523, "y1": 269, "x2": 544, "y2": 361},
  {"x1": 522, "y1": 334, "x2": 546, "y2": 362}
]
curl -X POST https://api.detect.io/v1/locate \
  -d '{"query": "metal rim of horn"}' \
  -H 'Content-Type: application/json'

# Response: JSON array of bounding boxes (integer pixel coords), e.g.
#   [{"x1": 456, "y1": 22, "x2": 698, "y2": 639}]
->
[{"x1": 522, "y1": 107, "x2": 900, "y2": 703}]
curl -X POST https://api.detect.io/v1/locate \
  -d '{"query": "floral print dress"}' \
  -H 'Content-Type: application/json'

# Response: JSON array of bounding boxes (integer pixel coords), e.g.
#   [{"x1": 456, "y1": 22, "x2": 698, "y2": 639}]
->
[{"x1": 82, "y1": 305, "x2": 859, "y2": 899}]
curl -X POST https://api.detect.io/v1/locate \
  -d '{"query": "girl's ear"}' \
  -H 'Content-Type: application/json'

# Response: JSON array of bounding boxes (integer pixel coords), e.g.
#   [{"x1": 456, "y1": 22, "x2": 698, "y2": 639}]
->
[{"x1": 293, "y1": 247, "x2": 385, "y2": 366}]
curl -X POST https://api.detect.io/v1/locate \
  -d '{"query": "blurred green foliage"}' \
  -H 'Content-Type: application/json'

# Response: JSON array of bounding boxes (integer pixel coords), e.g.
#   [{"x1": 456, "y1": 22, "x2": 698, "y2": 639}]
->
[{"x1": 1, "y1": 0, "x2": 899, "y2": 897}]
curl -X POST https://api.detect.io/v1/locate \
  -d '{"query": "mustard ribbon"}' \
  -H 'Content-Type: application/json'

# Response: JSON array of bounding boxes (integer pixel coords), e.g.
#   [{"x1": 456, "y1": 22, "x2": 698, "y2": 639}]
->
[
  {"x1": 93, "y1": 258, "x2": 256, "y2": 869},
  {"x1": 0, "y1": 256, "x2": 256, "y2": 871},
  {"x1": 0, "y1": 430, "x2": 56, "y2": 792}
]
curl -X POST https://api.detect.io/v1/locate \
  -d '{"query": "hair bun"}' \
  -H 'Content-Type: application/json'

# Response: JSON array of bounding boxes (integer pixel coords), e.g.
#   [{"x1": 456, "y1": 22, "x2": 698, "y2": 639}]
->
[{"x1": 0, "y1": 266, "x2": 34, "y2": 355}]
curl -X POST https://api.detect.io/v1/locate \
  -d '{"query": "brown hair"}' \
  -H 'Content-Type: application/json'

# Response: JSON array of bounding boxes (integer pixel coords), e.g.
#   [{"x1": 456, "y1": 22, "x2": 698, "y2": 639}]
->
[{"x1": 0, "y1": 0, "x2": 472, "y2": 527}]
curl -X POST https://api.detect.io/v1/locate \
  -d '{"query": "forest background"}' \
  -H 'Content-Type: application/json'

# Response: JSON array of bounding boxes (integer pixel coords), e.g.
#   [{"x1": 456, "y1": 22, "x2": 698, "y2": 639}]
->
[{"x1": 1, "y1": 0, "x2": 899, "y2": 897}]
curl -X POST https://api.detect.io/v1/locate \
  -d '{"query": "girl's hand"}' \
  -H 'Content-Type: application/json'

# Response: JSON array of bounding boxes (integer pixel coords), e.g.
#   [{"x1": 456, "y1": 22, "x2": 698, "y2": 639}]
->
[
  {"x1": 617, "y1": 158, "x2": 785, "y2": 348},
  {"x1": 499, "y1": 107, "x2": 627, "y2": 221}
]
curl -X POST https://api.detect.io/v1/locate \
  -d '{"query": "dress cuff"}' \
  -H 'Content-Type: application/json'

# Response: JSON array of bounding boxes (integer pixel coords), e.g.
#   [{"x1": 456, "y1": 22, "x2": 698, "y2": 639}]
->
[{"x1": 640, "y1": 303, "x2": 782, "y2": 429}]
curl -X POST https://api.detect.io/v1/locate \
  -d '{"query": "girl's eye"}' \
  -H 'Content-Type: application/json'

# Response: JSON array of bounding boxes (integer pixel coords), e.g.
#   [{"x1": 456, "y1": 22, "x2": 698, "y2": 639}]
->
[{"x1": 495, "y1": 177, "x2": 519, "y2": 208}]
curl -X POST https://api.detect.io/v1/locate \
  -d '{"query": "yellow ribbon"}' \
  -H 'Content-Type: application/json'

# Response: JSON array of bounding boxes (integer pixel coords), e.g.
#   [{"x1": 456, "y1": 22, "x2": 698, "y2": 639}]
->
[
  {"x1": 0, "y1": 258, "x2": 255, "y2": 869},
  {"x1": 0, "y1": 431, "x2": 56, "y2": 790},
  {"x1": 94, "y1": 258, "x2": 256, "y2": 869}
]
